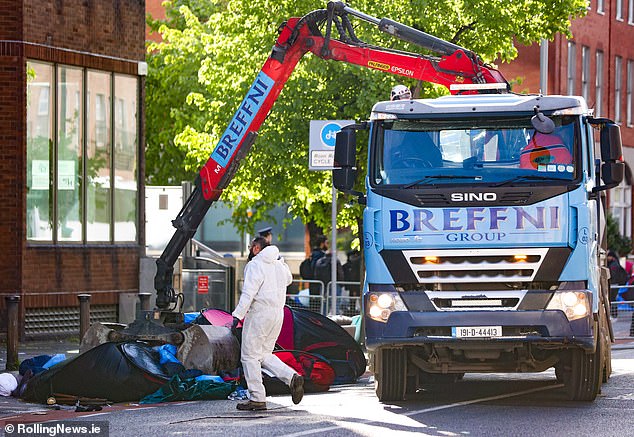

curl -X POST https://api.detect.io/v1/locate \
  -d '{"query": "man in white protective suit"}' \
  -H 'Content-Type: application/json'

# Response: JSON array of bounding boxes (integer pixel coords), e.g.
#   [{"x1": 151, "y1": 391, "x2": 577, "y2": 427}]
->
[{"x1": 232, "y1": 236, "x2": 304, "y2": 411}]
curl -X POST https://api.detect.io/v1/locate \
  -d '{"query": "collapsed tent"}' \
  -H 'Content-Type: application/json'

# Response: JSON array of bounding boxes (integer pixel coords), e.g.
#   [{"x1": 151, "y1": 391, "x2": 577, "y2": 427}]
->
[
  {"x1": 196, "y1": 306, "x2": 367, "y2": 384},
  {"x1": 22, "y1": 342, "x2": 170, "y2": 403},
  {"x1": 263, "y1": 350, "x2": 335, "y2": 394}
]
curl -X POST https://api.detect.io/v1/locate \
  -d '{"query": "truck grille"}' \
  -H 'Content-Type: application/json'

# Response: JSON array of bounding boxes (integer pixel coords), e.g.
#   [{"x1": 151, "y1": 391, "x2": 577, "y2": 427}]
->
[
  {"x1": 432, "y1": 297, "x2": 520, "y2": 309},
  {"x1": 403, "y1": 248, "x2": 548, "y2": 284}
]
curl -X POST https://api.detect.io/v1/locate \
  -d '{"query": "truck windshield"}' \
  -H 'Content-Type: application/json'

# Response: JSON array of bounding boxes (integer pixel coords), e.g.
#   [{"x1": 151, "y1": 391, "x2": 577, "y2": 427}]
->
[{"x1": 372, "y1": 116, "x2": 579, "y2": 186}]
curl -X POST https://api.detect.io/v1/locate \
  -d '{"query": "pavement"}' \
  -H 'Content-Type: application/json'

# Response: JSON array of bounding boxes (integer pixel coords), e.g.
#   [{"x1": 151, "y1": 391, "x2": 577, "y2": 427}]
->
[{"x1": 0, "y1": 313, "x2": 633, "y2": 422}]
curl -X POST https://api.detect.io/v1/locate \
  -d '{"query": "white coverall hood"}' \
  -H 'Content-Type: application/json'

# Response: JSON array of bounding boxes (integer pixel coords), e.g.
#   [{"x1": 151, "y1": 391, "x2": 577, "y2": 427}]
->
[
  {"x1": 231, "y1": 245, "x2": 292, "y2": 320},
  {"x1": 256, "y1": 245, "x2": 280, "y2": 263}
]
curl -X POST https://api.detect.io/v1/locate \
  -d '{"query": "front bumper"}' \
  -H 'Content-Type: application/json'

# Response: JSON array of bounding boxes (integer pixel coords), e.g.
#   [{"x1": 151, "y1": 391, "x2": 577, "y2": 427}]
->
[{"x1": 365, "y1": 310, "x2": 595, "y2": 351}]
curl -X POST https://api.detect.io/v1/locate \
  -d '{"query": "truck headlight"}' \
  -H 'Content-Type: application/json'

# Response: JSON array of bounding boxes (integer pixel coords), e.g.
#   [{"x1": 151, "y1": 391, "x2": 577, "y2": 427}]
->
[
  {"x1": 368, "y1": 292, "x2": 406, "y2": 323},
  {"x1": 546, "y1": 291, "x2": 591, "y2": 321}
]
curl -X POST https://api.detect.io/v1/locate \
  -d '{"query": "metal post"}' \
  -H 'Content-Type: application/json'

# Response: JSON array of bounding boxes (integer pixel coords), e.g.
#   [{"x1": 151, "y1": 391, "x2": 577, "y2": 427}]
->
[
  {"x1": 540, "y1": 39, "x2": 549, "y2": 95},
  {"x1": 77, "y1": 294, "x2": 91, "y2": 340},
  {"x1": 138, "y1": 292, "x2": 152, "y2": 311},
  {"x1": 331, "y1": 186, "x2": 338, "y2": 315},
  {"x1": 5, "y1": 295, "x2": 20, "y2": 371}
]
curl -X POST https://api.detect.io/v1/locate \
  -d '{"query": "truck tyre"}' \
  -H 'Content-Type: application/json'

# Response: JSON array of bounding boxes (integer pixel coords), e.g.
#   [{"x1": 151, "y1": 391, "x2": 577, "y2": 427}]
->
[
  {"x1": 374, "y1": 349, "x2": 406, "y2": 402},
  {"x1": 564, "y1": 336, "x2": 603, "y2": 401}
]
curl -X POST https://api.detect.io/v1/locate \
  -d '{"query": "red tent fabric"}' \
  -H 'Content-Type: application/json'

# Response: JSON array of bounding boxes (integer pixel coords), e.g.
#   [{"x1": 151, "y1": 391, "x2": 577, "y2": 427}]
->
[{"x1": 197, "y1": 306, "x2": 366, "y2": 384}]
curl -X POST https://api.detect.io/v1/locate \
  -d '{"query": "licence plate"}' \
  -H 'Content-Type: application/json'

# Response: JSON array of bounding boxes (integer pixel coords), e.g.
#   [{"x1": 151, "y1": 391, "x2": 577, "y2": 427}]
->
[{"x1": 452, "y1": 326, "x2": 502, "y2": 338}]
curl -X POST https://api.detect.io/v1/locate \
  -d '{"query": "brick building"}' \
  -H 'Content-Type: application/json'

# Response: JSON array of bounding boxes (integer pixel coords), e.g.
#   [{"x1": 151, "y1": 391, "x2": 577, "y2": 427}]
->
[
  {"x1": 498, "y1": 0, "x2": 634, "y2": 240},
  {"x1": 0, "y1": 0, "x2": 146, "y2": 336}
]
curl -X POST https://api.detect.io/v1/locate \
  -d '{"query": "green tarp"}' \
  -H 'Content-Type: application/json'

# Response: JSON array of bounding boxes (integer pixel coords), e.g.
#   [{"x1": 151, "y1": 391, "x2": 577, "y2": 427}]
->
[{"x1": 140, "y1": 374, "x2": 236, "y2": 404}]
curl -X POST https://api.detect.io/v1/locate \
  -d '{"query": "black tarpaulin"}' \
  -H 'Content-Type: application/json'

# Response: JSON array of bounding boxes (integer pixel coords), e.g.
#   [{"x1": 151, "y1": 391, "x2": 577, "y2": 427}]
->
[{"x1": 22, "y1": 342, "x2": 169, "y2": 404}]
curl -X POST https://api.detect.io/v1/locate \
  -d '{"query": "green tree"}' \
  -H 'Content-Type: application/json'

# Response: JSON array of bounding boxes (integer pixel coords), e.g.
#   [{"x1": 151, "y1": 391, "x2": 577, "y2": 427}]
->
[
  {"x1": 607, "y1": 213, "x2": 632, "y2": 256},
  {"x1": 145, "y1": 0, "x2": 588, "y2": 237}
]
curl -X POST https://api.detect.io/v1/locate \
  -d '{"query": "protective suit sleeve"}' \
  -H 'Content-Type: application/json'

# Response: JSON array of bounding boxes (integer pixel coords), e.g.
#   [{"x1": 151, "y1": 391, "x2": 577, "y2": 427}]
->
[{"x1": 232, "y1": 262, "x2": 263, "y2": 320}]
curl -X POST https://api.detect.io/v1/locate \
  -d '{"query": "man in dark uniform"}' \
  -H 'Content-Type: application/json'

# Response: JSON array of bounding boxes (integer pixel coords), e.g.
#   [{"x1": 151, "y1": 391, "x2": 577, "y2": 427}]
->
[{"x1": 257, "y1": 226, "x2": 273, "y2": 244}]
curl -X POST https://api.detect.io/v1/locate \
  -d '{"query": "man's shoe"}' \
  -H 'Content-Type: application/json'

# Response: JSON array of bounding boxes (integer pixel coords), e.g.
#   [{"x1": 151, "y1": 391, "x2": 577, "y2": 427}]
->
[
  {"x1": 236, "y1": 400, "x2": 267, "y2": 411},
  {"x1": 290, "y1": 373, "x2": 304, "y2": 405}
]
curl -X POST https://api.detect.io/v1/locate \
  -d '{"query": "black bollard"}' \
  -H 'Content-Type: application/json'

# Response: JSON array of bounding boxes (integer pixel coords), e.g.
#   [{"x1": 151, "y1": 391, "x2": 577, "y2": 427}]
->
[
  {"x1": 77, "y1": 294, "x2": 91, "y2": 340},
  {"x1": 5, "y1": 295, "x2": 20, "y2": 371}
]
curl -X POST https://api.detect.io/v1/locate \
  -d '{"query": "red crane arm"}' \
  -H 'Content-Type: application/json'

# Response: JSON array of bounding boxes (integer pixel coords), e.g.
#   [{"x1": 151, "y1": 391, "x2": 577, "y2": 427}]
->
[{"x1": 198, "y1": 12, "x2": 507, "y2": 201}]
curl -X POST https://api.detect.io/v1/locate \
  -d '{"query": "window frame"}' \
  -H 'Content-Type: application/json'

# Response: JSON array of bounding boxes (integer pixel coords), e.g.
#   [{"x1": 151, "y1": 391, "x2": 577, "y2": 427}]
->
[
  {"x1": 581, "y1": 46, "x2": 590, "y2": 101},
  {"x1": 615, "y1": 56, "x2": 623, "y2": 124},
  {"x1": 26, "y1": 60, "x2": 140, "y2": 245},
  {"x1": 625, "y1": 59, "x2": 634, "y2": 127},
  {"x1": 567, "y1": 42, "x2": 576, "y2": 96},
  {"x1": 596, "y1": 50, "x2": 604, "y2": 117}
]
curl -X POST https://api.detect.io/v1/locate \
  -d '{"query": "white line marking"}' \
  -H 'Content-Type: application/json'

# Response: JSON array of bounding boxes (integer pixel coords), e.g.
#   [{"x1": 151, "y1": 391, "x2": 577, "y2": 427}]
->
[
  {"x1": 403, "y1": 383, "x2": 563, "y2": 416},
  {"x1": 283, "y1": 383, "x2": 563, "y2": 437}
]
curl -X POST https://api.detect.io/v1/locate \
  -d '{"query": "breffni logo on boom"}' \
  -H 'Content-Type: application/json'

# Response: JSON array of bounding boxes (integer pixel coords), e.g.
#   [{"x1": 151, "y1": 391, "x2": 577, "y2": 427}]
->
[
  {"x1": 451, "y1": 193, "x2": 497, "y2": 202},
  {"x1": 211, "y1": 72, "x2": 275, "y2": 168}
]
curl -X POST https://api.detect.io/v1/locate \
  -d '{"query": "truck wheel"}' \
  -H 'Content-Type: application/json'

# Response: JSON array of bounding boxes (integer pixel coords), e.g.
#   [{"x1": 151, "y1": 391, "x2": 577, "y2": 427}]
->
[
  {"x1": 603, "y1": 336, "x2": 612, "y2": 383},
  {"x1": 374, "y1": 349, "x2": 406, "y2": 402},
  {"x1": 564, "y1": 336, "x2": 604, "y2": 401}
]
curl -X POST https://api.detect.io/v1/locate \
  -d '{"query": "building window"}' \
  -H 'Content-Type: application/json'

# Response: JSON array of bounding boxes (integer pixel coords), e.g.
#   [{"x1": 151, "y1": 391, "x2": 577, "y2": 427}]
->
[
  {"x1": 616, "y1": 0, "x2": 623, "y2": 20},
  {"x1": 26, "y1": 61, "x2": 139, "y2": 244},
  {"x1": 567, "y1": 42, "x2": 576, "y2": 96},
  {"x1": 627, "y1": 60, "x2": 633, "y2": 126},
  {"x1": 598, "y1": 0, "x2": 604, "y2": 14},
  {"x1": 57, "y1": 66, "x2": 83, "y2": 242},
  {"x1": 610, "y1": 181, "x2": 632, "y2": 241},
  {"x1": 596, "y1": 50, "x2": 604, "y2": 117},
  {"x1": 629, "y1": 0, "x2": 634, "y2": 24},
  {"x1": 26, "y1": 62, "x2": 54, "y2": 241},
  {"x1": 87, "y1": 71, "x2": 111, "y2": 242},
  {"x1": 615, "y1": 56, "x2": 622, "y2": 124},
  {"x1": 581, "y1": 46, "x2": 590, "y2": 101},
  {"x1": 114, "y1": 75, "x2": 138, "y2": 242}
]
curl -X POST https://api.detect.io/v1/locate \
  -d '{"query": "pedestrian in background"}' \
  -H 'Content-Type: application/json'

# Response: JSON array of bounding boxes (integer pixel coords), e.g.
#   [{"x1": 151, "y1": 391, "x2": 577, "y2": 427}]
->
[
  {"x1": 306, "y1": 235, "x2": 328, "y2": 296},
  {"x1": 257, "y1": 226, "x2": 273, "y2": 244},
  {"x1": 608, "y1": 250, "x2": 628, "y2": 318},
  {"x1": 232, "y1": 236, "x2": 304, "y2": 411}
]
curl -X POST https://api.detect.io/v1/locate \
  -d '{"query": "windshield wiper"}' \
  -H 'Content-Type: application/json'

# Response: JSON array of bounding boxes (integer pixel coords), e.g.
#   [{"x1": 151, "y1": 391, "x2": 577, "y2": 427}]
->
[
  {"x1": 491, "y1": 175, "x2": 569, "y2": 187},
  {"x1": 402, "y1": 175, "x2": 480, "y2": 189}
]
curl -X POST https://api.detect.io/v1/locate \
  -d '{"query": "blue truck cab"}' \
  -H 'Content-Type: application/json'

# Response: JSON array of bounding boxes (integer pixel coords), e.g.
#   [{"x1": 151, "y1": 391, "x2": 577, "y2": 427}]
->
[{"x1": 333, "y1": 92, "x2": 624, "y2": 402}]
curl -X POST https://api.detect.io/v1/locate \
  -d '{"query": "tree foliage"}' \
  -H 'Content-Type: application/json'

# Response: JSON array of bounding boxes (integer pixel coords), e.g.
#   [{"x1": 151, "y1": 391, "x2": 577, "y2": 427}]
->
[
  {"x1": 607, "y1": 213, "x2": 633, "y2": 256},
  {"x1": 145, "y1": 0, "x2": 588, "y2": 236}
]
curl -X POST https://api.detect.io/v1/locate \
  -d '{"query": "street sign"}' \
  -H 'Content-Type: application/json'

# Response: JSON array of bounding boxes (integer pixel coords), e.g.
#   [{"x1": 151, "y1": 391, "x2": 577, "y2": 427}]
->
[
  {"x1": 309, "y1": 120, "x2": 354, "y2": 170},
  {"x1": 197, "y1": 275, "x2": 209, "y2": 294}
]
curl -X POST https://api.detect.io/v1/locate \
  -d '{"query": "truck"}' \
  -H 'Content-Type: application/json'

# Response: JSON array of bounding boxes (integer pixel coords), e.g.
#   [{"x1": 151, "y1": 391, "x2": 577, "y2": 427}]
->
[
  {"x1": 150, "y1": 2, "x2": 623, "y2": 402},
  {"x1": 333, "y1": 81, "x2": 623, "y2": 403}
]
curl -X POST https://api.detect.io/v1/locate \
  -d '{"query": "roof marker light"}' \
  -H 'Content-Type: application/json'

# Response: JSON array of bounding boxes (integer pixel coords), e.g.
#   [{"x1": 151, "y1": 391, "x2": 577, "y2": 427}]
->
[{"x1": 449, "y1": 83, "x2": 508, "y2": 91}]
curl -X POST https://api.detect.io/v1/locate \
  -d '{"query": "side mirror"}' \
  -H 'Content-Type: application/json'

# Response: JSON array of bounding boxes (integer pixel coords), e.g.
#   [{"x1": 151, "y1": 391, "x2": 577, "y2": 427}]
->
[
  {"x1": 333, "y1": 128, "x2": 357, "y2": 192},
  {"x1": 590, "y1": 119, "x2": 625, "y2": 192},
  {"x1": 334, "y1": 129, "x2": 357, "y2": 167},
  {"x1": 600, "y1": 122, "x2": 623, "y2": 162},
  {"x1": 333, "y1": 167, "x2": 357, "y2": 191},
  {"x1": 332, "y1": 122, "x2": 367, "y2": 202},
  {"x1": 600, "y1": 161, "x2": 624, "y2": 189}
]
